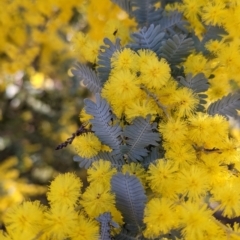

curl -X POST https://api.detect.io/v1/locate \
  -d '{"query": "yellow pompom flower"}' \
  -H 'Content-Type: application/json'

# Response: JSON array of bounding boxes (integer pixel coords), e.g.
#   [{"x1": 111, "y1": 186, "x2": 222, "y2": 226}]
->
[
  {"x1": 205, "y1": 39, "x2": 224, "y2": 55},
  {"x1": 211, "y1": 178, "x2": 240, "y2": 218},
  {"x1": 87, "y1": 160, "x2": 117, "y2": 187},
  {"x1": 143, "y1": 198, "x2": 177, "y2": 238},
  {"x1": 122, "y1": 163, "x2": 147, "y2": 187},
  {"x1": 111, "y1": 48, "x2": 138, "y2": 72},
  {"x1": 80, "y1": 183, "x2": 115, "y2": 218},
  {"x1": 72, "y1": 132, "x2": 102, "y2": 158},
  {"x1": 139, "y1": 58, "x2": 171, "y2": 89},
  {"x1": 47, "y1": 173, "x2": 82, "y2": 207},
  {"x1": 179, "y1": 201, "x2": 223, "y2": 240},
  {"x1": 69, "y1": 213, "x2": 99, "y2": 240},
  {"x1": 164, "y1": 143, "x2": 196, "y2": 168},
  {"x1": 137, "y1": 49, "x2": 158, "y2": 71},
  {"x1": 44, "y1": 204, "x2": 78, "y2": 239},
  {"x1": 102, "y1": 69, "x2": 142, "y2": 114},
  {"x1": 159, "y1": 118, "x2": 188, "y2": 144},
  {"x1": 4, "y1": 201, "x2": 45, "y2": 237},
  {"x1": 183, "y1": 53, "x2": 210, "y2": 76},
  {"x1": 147, "y1": 159, "x2": 179, "y2": 198},
  {"x1": 201, "y1": 1, "x2": 226, "y2": 26},
  {"x1": 188, "y1": 113, "x2": 229, "y2": 148},
  {"x1": 172, "y1": 87, "x2": 199, "y2": 117},
  {"x1": 177, "y1": 165, "x2": 210, "y2": 200},
  {"x1": 125, "y1": 98, "x2": 158, "y2": 121}
]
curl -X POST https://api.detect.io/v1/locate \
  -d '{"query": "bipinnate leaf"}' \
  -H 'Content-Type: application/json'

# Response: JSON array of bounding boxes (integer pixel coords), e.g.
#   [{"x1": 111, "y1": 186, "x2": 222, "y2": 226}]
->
[
  {"x1": 73, "y1": 152, "x2": 124, "y2": 169},
  {"x1": 71, "y1": 63, "x2": 101, "y2": 94},
  {"x1": 159, "y1": 11, "x2": 189, "y2": 37},
  {"x1": 131, "y1": 0, "x2": 163, "y2": 27},
  {"x1": 177, "y1": 73, "x2": 209, "y2": 93},
  {"x1": 111, "y1": 173, "x2": 147, "y2": 231},
  {"x1": 142, "y1": 145, "x2": 164, "y2": 168},
  {"x1": 159, "y1": 34, "x2": 194, "y2": 65},
  {"x1": 121, "y1": 117, "x2": 160, "y2": 162},
  {"x1": 207, "y1": 93, "x2": 240, "y2": 119},
  {"x1": 84, "y1": 94, "x2": 122, "y2": 156},
  {"x1": 128, "y1": 24, "x2": 165, "y2": 55},
  {"x1": 97, "y1": 38, "x2": 121, "y2": 83},
  {"x1": 192, "y1": 25, "x2": 226, "y2": 54},
  {"x1": 97, "y1": 212, "x2": 119, "y2": 240}
]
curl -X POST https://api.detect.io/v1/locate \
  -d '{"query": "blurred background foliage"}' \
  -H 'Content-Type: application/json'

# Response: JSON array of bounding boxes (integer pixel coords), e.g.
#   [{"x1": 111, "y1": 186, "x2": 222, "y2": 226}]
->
[{"x1": 0, "y1": 0, "x2": 134, "y2": 225}]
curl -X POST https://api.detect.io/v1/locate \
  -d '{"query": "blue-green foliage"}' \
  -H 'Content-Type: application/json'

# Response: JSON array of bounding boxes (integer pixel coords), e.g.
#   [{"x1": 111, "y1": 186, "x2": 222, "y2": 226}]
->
[
  {"x1": 73, "y1": 152, "x2": 124, "y2": 169},
  {"x1": 142, "y1": 145, "x2": 164, "y2": 169},
  {"x1": 159, "y1": 34, "x2": 194, "y2": 65},
  {"x1": 121, "y1": 116, "x2": 160, "y2": 162},
  {"x1": 207, "y1": 93, "x2": 240, "y2": 119},
  {"x1": 111, "y1": 173, "x2": 147, "y2": 233},
  {"x1": 177, "y1": 73, "x2": 209, "y2": 112},
  {"x1": 97, "y1": 212, "x2": 119, "y2": 240},
  {"x1": 127, "y1": 24, "x2": 165, "y2": 55},
  {"x1": 97, "y1": 38, "x2": 121, "y2": 83},
  {"x1": 159, "y1": 11, "x2": 188, "y2": 37},
  {"x1": 131, "y1": 0, "x2": 163, "y2": 27},
  {"x1": 84, "y1": 94, "x2": 123, "y2": 156},
  {"x1": 71, "y1": 63, "x2": 102, "y2": 93},
  {"x1": 177, "y1": 73, "x2": 209, "y2": 93},
  {"x1": 192, "y1": 25, "x2": 227, "y2": 54}
]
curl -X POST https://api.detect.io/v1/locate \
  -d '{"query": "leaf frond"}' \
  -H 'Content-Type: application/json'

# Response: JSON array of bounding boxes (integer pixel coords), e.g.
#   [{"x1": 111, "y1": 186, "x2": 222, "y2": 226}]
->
[
  {"x1": 159, "y1": 34, "x2": 194, "y2": 65},
  {"x1": 207, "y1": 93, "x2": 240, "y2": 119},
  {"x1": 111, "y1": 173, "x2": 147, "y2": 230},
  {"x1": 97, "y1": 38, "x2": 121, "y2": 84},
  {"x1": 84, "y1": 94, "x2": 123, "y2": 156},
  {"x1": 71, "y1": 63, "x2": 101, "y2": 94},
  {"x1": 121, "y1": 117, "x2": 160, "y2": 162},
  {"x1": 128, "y1": 24, "x2": 165, "y2": 55}
]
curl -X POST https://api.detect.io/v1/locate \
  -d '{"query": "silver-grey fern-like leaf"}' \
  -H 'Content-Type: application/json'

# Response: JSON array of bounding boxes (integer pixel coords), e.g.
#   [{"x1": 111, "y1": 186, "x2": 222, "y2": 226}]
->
[
  {"x1": 207, "y1": 93, "x2": 240, "y2": 119},
  {"x1": 159, "y1": 11, "x2": 189, "y2": 37},
  {"x1": 131, "y1": 0, "x2": 163, "y2": 27},
  {"x1": 159, "y1": 34, "x2": 194, "y2": 65},
  {"x1": 177, "y1": 73, "x2": 209, "y2": 112},
  {"x1": 127, "y1": 24, "x2": 165, "y2": 55},
  {"x1": 71, "y1": 63, "x2": 101, "y2": 94},
  {"x1": 84, "y1": 94, "x2": 123, "y2": 156},
  {"x1": 111, "y1": 173, "x2": 147, "y2": 230},
  {"x1": 121, "y1": 117, "x2": 160, "y2": 162},
  {"x1": 192, "y1": 25, "x2": 226, "y2": 54},
  {"x1": 97, "y1": 38, "x2": 121, "y2": 84},
  {"x1": 97, "y1": 212, "x2": 118, "y2": 240},
  {"x1": 73, "y1": 152, "x2": 124, "y2": 169},
  {"x1": 142, "y1": 145, "x2": 164, "y2": 169},
  {"x1": 177, "y1": 73, "x2": 209, "y2": 93}
]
